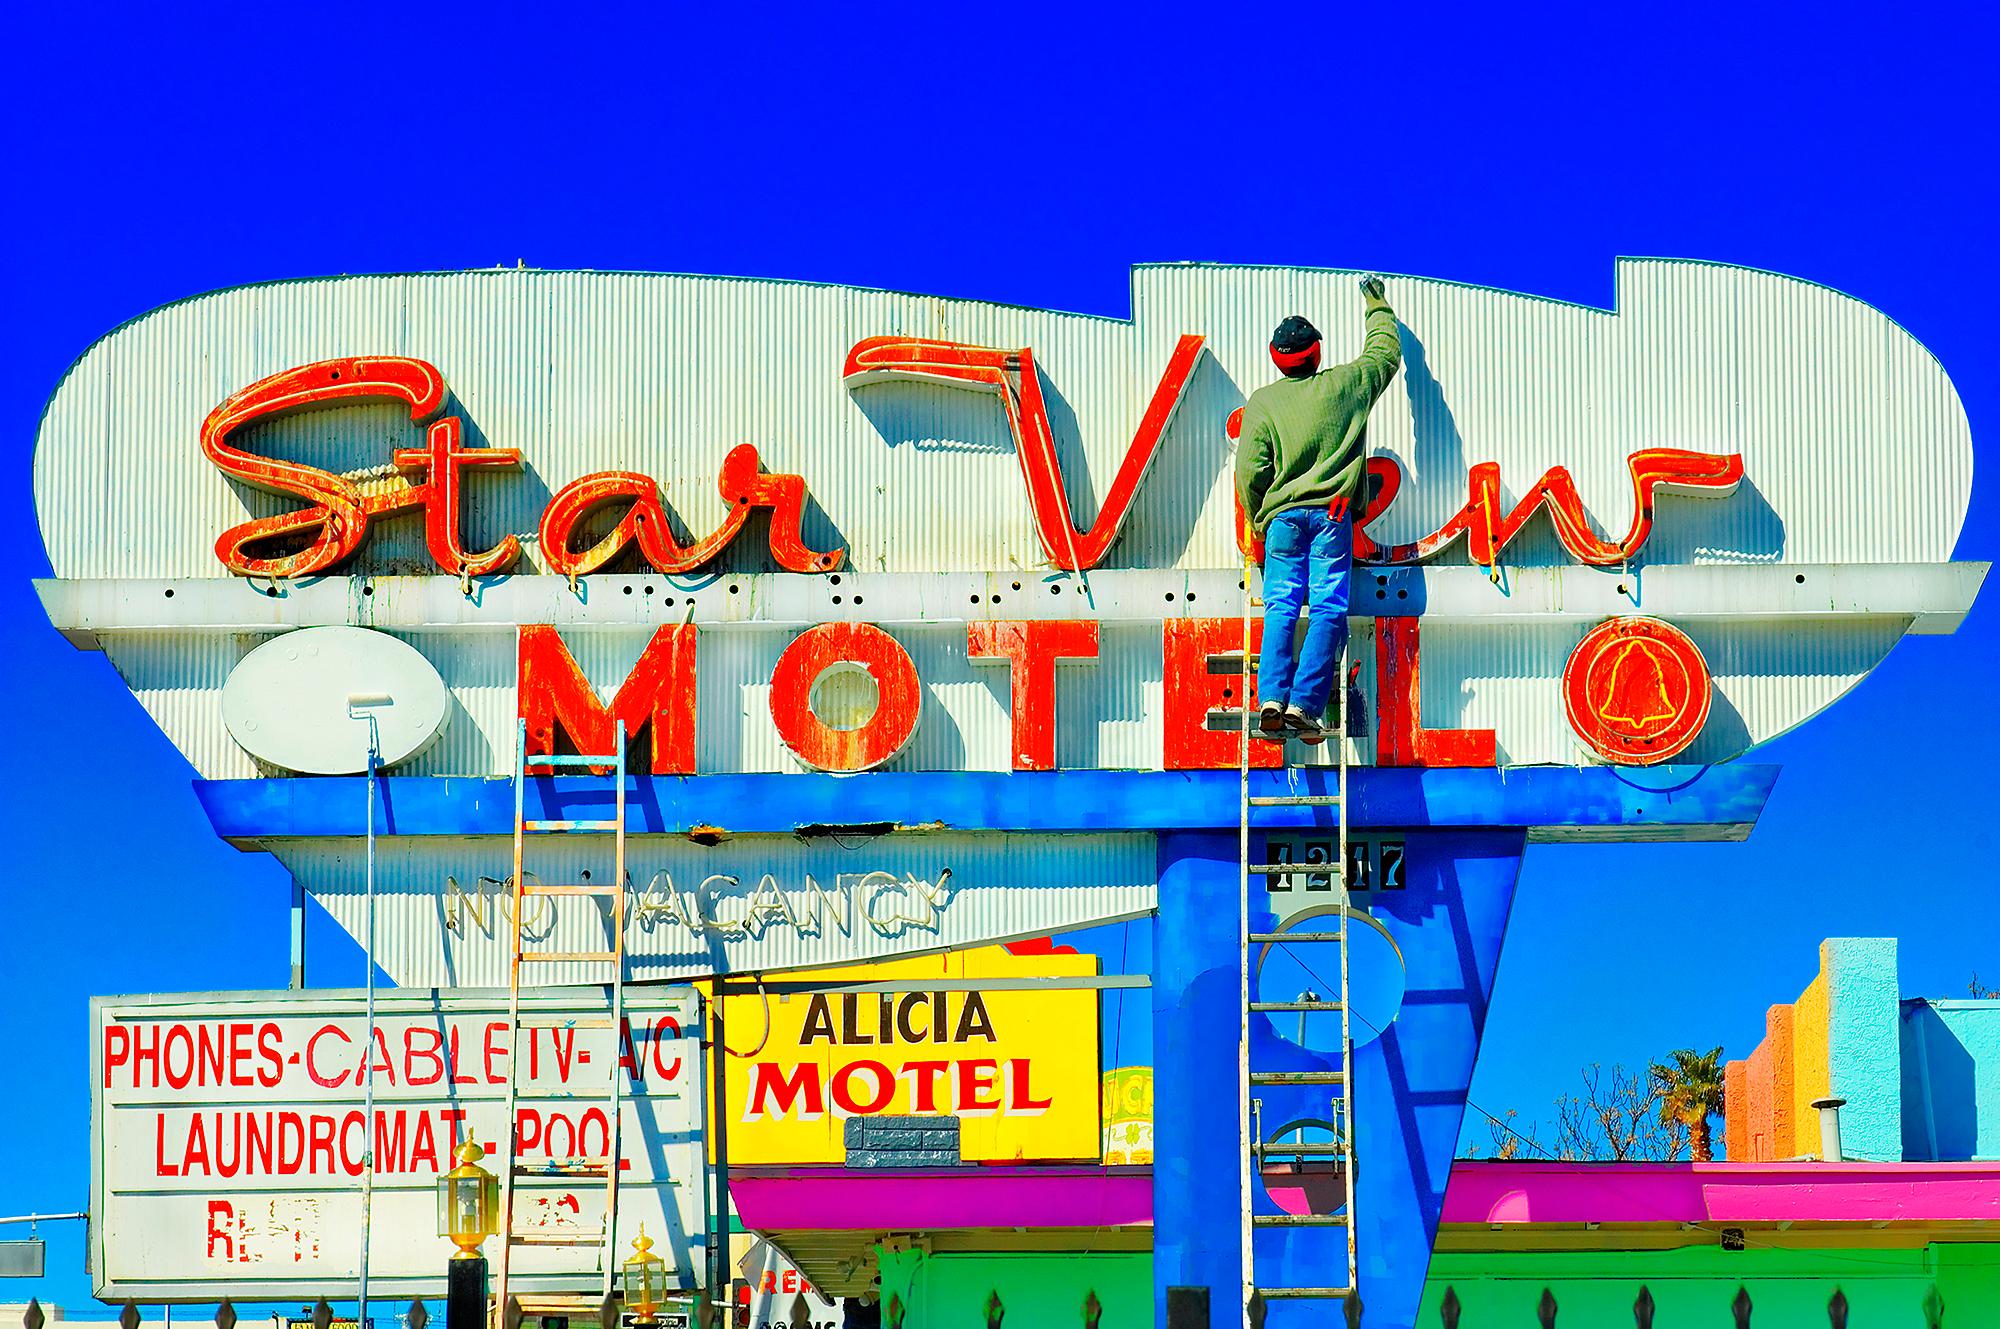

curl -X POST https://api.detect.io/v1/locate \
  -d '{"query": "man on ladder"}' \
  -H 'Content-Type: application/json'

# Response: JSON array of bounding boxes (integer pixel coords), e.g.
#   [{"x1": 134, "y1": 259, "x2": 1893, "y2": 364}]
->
[{"x1": 1235, "y1": 274, "x2": 1402, "y2": 744}]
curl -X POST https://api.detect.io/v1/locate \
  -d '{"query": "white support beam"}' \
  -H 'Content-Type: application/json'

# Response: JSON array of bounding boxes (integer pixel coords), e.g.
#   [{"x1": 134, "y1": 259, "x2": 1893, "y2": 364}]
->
[{"x1": 34, "y1": 562, "x2": 1986, "y2": 648}]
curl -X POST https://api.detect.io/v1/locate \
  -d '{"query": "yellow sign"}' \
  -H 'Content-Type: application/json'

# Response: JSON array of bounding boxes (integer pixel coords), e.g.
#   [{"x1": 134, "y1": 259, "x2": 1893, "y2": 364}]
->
[
  {"x1": 1101, "y1": 1066, "x2": 1153, "y2": 1164},
  {"x1": 712, "y1": 946, "x2": 1101, "y2": 1164}
]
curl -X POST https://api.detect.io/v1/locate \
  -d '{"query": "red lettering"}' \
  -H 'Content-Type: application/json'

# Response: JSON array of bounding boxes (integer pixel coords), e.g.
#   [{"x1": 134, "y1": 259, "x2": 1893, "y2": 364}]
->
[
  {"x1": 1006, "y1": 1058, "x2": 1053, "y2": 1113},
  {"x1": 744, "y1": 1063, "x2": 825, "y2": 1121},
  {"x1": 539, "y1": 445, "x2": 843, "y2": 578},
  {"x1": 956, "y1": 1059, "x2": 1002, "y2": 1115},
  {"x1": 307, "y1": 1114, "x2": 336, "y2": 1175},
  {"x1": 196, "y1": 1025, "x2": 225, "y2": 1086},
  {"x1": 516, "y1": 1108, "x2": 544, "y2": 1155},
  {"x1": 104, "y1": 1026, "x2": 130, "y2": 1086},
  {"x1": 900, "y1": 1060, "x2": 951, "y2": 1113},
  {"x1": 161, "y1": 1025, "x2": 194, "y2": 1090},
  {"x1": 206, "y1": 1201, "x2": 236, "y2": 1261},
  {"x1": 1162, "y1": 618, "x2": 1282, "y2": 771},
  {"x1": 843, "y1": 334, "x2": 1206, "y2": 571},
  {"x1": 408, "y1": 1110, "x2": 439, "y2": 1172},
  {"x1": 1229, "y1": 409, "x2": 1741, "y2": 572},
  {"x1": 131, "y1": 1024, "x2": 159, "y2": 1088},
  {"x1": 228, "y1": 1024, "x2": 253, "y2": 1087},
  {"x1": 518, "y1": 625, "x2": 697, "y2": 774},
  {"x1": 653, "y1": 1017, "x2": 682, "y2": 1081},
  {"x1": 830, "y1": 1061, "x2": 896, "y2": 1115},
  {"x1": 375, "y1": 1110, "x2": 408, "y2": 1173},
  {"x1": 339, "y1": 1110, "x2": 368, "y2": 1176},
  {"x1": 1363, "y1": 451, "x2": 1745, "y2": 567},
  {"x1": 202, "y1": 357, "x2": 521, "y2": 579},
  {"x1": 769, "y1": 624, "x2": 922, "y2": 773},
  {"x1": 155, "y1": 1114, "x2": 179, "y2": 1177},
  {"x1": 246, "y1": 1112, "x2": 274, "y2": 1174},
  {"x1": 405, "y1": 1027, "x2": 445, "y2": 1087},
  {"x1": 277, "y1": 1112, "x2": 305, "y2": 1175},
  {"x1": 258, "y1": 1023, "x2": 283, "y2": 1087},
  {"x1": 447, "y1": 1027, "x2": 479, "y2": 1085},
  {"x1": 368, "y1": 1028, "x2": 398, "y2": 1087},
  {"x1": 183, "y1": 1112, "x2": 210, "y2": 1175},
  {"x1": 484, "y1": 1023, "x2": 508, "y2": 1083},
  {"x1": 1374, "y1": 616, "x2": 1496, "y2": 768},
  {"x1": 966, "y1": 620, "x2": 1100, "y2": 770},
  {"x1": 306, "y1": 1025, "x2": 352, "y2": 1088}
]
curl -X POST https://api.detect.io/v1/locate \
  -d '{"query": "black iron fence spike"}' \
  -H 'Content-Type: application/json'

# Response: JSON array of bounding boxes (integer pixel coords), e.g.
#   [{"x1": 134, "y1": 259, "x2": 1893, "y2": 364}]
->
[
  {"x1": 1732, "y1": 1285, "x2": 1753, "y2": 1328},
  {"x1": 214, "y1": 1299, "x2": 237, "y2": 1329},
  {"x1": 1440, "y1": 1285, "x2": 1461, "y2": 1329},
  {"x1": 119, "y1": 1301, "x2": 141, "y2": 1329},
  {"x1": 22, "y1": 1299, "x2": 44, "y2": 1329},
  {"x1": 1634, "y1": 1284, "x2": 1655, "y2": 1329},
  {"x1": 1538, "y1": 1286, "x2": 1558, "y2": 1329},
  {"x1": 1827, "y1": 1287, "x2": 1848, "y2": 1329}
]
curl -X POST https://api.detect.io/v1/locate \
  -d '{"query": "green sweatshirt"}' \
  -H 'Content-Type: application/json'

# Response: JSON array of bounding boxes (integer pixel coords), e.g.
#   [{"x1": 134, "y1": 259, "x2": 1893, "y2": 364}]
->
[{"x1": 1234, "y1": 296, "x2": 1402, "y2": 536}]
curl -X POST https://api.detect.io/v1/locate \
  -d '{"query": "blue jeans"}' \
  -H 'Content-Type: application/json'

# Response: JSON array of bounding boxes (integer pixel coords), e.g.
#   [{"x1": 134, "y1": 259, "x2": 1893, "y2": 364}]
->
[{"x1": 1258, "y1": 505, "x2": 1352, "y2": 720}]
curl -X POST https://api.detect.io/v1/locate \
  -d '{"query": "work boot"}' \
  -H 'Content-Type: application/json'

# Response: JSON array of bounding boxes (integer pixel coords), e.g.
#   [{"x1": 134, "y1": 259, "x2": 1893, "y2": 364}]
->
[
  {"x1": 1258, "y1": 701, "x2": 1287, "y2": 736},
  {"x1": 1284, "y1": 704, "x2": 1326, "y2": 746}
]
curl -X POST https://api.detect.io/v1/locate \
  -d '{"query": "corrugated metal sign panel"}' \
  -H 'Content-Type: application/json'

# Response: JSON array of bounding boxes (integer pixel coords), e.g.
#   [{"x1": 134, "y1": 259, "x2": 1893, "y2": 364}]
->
[
  {"x1": 100, "y1": 615, "x2": 1908, "y2": 778},
  {"x1": 34, "y1": 260, "x2": 1972, "y2": 579},
  {"x1": 91, "y1": 987, "x2": 706, "y2": 1300},
  {"x1": 278, "y1": 831, "x2": 1155, "y2": 986}
]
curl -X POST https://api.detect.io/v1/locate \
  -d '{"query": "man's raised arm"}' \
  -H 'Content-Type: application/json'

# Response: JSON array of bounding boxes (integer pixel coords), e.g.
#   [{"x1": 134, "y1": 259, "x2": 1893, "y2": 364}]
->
[{"x1": 1352, "y1": 273, "x2": 1402, "y2": 399}]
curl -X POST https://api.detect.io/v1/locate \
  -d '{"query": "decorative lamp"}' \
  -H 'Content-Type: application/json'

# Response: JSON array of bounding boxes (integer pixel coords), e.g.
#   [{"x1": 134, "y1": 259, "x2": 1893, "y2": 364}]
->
[
  {"x1": 436, "y1": 1140, "x2": 500, "y2": 1258},
  {"x1": 623, "y1": 1226, "x2": 666, "y2": 1326}
]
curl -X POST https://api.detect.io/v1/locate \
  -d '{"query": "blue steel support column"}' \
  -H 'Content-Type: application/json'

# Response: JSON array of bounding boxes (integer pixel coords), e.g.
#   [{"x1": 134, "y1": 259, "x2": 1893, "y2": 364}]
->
[
  {"x1": 1153, "y1": 831, "x2": 1241, "y2": 1327},
  {"x1": 1251, "y1": 828, "x2": 1526, "y2": 1329}
]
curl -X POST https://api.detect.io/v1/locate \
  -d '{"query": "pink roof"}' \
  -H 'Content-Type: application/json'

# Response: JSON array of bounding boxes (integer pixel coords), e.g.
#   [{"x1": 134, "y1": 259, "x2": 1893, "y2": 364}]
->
[
  {"x1": 1440, "y1": 1161, "x2": 2000, "y2": 1226},
  {"x1": 728, "y1": 1161, "x2": 2000, "y2": 1233},
  {"x1": 731, "y1": 1166, "x2": 1152, "y2": 1231}
]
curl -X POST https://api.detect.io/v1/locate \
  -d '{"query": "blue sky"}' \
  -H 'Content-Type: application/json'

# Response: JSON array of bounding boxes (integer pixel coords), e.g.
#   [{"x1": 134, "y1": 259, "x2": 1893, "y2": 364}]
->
[{"x1": 3, "y1": 2, "x2": 1996, "y2": 1311}]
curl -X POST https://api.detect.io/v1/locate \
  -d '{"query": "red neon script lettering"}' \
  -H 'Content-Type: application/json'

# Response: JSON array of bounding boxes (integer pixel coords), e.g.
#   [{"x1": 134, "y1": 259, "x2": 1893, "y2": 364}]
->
[
  {"x1": 203, "y1": 357, "x2": 523, "y2": 579},
  {"x1": 1224, "y1": 409, "x2": 1741, "y2": 568},
  {"x1": 538, "y1": 443, "x2": 843, "y2": 577},
  {"x1": 1360, "y1": 450, "x2": 1745, "y2": 566},
  {"x1": 843, "y1": 334, "x2": 1206, "y2": 571}
]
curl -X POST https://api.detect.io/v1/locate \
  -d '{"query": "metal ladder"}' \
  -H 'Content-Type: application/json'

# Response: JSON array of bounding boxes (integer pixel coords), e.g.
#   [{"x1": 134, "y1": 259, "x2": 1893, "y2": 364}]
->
[
  {"x1": 1231, "y1": 556, "x2": 1361, "y2": 1325},
  {"x1": 495, "y1": 715, "x2": 631, "y2": 1321}
]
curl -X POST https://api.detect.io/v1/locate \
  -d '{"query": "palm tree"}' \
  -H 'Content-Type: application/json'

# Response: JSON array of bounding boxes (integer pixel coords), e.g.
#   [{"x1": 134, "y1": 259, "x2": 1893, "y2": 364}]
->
[{"x1": 1649, "y1": 1047, "x2": 1726, "y2": 1162}]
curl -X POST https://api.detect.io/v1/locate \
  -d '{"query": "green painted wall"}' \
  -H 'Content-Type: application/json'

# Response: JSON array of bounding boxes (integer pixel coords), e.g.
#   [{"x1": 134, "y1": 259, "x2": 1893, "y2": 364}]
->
[
  {"x1": 879, "y1": 1249, "x2": 1151, "y2": 1327},
  {"x1": 1420, "y1": 1245, "x2": 2000, "y2": 1325},
  {"x1": 873, "y1": 1243, "x2": 2000, "y2": 1325}
]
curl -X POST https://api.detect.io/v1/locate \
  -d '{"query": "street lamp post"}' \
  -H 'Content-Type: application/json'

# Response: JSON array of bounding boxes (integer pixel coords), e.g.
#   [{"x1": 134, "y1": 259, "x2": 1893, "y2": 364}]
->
[
  {"x1": 622, "y1": 1227, "x2": 665, "y2": 1328},
  {"x1": 437, "y1": 1141, "x2": 501, "y2": 1329}
]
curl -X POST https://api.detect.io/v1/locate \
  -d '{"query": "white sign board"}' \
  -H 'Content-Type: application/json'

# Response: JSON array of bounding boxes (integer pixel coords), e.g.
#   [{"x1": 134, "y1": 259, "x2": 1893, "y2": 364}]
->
[
  {"x1": 91, "y1": 989, "x2": 706, "y2": 1300},
  {"x1": 284, "y1": 831, "x2": 1156, "y2": 986}
]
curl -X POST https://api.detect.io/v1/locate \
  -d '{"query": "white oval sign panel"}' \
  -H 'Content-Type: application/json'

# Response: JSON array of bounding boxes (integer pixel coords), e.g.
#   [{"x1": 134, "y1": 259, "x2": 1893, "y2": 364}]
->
[{"x1": 223, "y1": 628, "x2": 449, "y2": 773}]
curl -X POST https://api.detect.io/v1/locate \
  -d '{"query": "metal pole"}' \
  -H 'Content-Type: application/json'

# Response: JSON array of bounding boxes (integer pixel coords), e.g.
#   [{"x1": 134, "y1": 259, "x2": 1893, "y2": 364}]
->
[
  {"x1": 353, "y1": 702, "x2": 384, "y2": 1329},
  {"x1": 290, "y1": 878, "x2": 307, "y2": 989},
  {"x1": 1237, "y1": 553, "x2": 1255, "y2": 1328},
  {"x1": 708, "y1": 996, "x2": 731, "y2": 1321},
  {"x1": 448, "y1": 1257, "x2": 489, "y2": 1329},
  {"x1": 0, "y1": 1213, "x2": 87, "y2": 1226}
]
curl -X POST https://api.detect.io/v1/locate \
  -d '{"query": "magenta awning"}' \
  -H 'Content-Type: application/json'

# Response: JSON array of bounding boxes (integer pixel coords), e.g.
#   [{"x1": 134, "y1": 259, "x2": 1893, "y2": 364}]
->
[
  {"x1": 730, "y1": 1166, "x2": 1153, "y2": 1231},
  {"x1": 1440, "y1": 1161, "x2": 2000, "y2": 1226}
]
